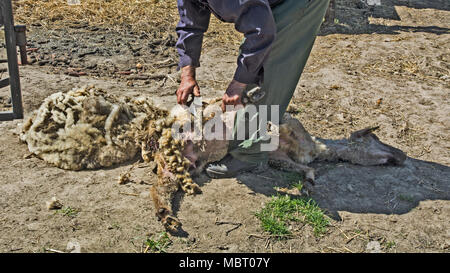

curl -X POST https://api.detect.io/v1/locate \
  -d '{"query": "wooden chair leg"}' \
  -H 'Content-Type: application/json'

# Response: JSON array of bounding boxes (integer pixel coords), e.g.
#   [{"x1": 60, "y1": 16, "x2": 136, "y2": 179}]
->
[
  {"x1": 0, "y1": 0, "x2": 24, "y2": 120},
  {"x1": 15, "y1": 25, "x2": 27, "y2": 65}
]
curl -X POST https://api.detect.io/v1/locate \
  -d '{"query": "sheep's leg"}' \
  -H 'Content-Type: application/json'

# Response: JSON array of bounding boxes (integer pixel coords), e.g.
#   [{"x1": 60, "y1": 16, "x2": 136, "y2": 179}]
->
[
  {"x1": 268, "y1": 151, "x2": 315, "y2": 194},
  {"x1": 150, "y1": 153, "x2": 200, "y2": 231},
  {"x1": 150, "y1": 153, "x2": 182, "y2": 232},
  {"x1": 150, "y1": 181, "x2": 181, "y2": 232}
]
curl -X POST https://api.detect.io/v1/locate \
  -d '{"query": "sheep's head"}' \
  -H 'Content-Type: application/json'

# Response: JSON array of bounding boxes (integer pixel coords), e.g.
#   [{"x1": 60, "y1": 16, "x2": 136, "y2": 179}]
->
[
  {"x1": 167, "y1": 100, "x2": 232, "y2": 175},
  {"x1": 345, "y1": 127, "x2": 407, "y2": 166}
]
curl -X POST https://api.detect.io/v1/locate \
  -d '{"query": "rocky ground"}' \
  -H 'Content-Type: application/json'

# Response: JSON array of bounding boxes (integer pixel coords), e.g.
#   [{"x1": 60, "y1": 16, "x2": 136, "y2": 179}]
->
[{"x1": 0, "y1": 0, "x2": 449, "y2": 253}]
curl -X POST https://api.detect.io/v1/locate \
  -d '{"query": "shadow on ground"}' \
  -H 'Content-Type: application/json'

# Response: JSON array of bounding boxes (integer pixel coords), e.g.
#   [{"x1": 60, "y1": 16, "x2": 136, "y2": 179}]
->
[
  {"x1": 320, "y1": 0, "x2": 449, "y2": 35},
  {"x1": 228, "y1": 156, "x2": 449, "y2": 221}
]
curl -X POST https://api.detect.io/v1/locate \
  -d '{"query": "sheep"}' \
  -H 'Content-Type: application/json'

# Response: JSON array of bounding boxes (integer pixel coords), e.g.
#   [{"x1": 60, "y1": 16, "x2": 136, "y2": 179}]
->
[{"x1": 21, "y1": 87, "x2": 406, "y2": 233}]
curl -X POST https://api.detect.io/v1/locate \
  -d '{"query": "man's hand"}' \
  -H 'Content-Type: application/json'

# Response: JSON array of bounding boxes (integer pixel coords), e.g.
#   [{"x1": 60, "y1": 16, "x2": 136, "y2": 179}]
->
[
  {"x1": 221, "y1": 80, "x2": 247, "y2": 112},
  {"x1": 177, "y1": 65, "x2": 200, "y2": 105}
]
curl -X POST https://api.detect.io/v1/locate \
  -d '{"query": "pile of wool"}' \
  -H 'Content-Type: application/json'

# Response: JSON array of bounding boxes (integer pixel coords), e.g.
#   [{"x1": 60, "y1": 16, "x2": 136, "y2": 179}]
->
[{"x1": 20, "y1": 85, "x2": 166, "y2": 170}]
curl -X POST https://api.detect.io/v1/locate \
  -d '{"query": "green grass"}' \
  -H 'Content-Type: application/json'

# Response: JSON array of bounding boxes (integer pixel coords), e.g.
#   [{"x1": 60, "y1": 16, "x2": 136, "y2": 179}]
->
[
  {"x1": 292, "y1": 183, "x2": 303, "y2": 192},
  {"x1": 385, "y1": 240, "x2": 396, "y2": 250},
  {"x1": 144, "y1": 232, "x2": 172, "y2": 253},
  {"x1": 281, "y1": 172, "x2": 304, "y2": 192},
  {"x1": 56, "y1": 206, "x2": 79, "y2": 218},
  {"x1": 255, "y1": 195, "x2": 329, "y2": 237}
]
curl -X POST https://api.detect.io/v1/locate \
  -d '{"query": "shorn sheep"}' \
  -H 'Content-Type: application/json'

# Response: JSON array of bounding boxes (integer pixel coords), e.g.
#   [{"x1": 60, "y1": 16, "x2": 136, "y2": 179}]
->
[{"x1": 21, "y1": 86, "x2": 406, "y2": 232}]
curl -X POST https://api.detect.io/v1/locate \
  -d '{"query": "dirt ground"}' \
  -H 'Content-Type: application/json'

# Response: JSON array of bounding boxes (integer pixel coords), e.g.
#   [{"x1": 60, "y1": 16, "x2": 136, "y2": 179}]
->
[{"x1": 0, "y1": 0, "x2": 449, "y2": 253}]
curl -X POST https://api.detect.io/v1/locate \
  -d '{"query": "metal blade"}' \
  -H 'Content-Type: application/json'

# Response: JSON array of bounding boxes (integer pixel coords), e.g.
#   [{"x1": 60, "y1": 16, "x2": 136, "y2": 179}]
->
[{"x1": 189, "y1": 96, "x2": 202, "y2": 118}]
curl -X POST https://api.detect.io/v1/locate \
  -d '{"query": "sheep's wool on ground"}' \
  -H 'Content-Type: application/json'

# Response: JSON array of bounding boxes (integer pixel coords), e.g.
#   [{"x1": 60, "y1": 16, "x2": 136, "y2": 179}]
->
[{"x1": 20, "y1": 86, "x2": 166, "y2": 170}]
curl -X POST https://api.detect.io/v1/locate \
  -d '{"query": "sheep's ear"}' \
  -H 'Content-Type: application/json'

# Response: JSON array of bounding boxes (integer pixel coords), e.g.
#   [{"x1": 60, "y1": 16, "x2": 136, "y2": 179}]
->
[
  {"x1": 350, "y1": 126, "x2": 380, "y2": 140},
  {"x1": 345, "y1": 126, "x2": 407, "y2": 166}
]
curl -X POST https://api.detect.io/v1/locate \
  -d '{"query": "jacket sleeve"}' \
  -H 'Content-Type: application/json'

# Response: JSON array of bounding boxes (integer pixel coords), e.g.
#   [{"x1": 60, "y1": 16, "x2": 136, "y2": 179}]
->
[
  {"x1": 176, "y1": 0, "x2": 211, "y2": 69},
  {"x1": 210, "y1": 0, "x2": 277, "y2": 85}
]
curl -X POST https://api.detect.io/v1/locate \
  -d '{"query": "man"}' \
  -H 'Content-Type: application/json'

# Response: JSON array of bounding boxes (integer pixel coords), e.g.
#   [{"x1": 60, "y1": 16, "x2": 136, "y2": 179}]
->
[{"x1": 175, "y1": 0, "x2": 330, "y2": 178}]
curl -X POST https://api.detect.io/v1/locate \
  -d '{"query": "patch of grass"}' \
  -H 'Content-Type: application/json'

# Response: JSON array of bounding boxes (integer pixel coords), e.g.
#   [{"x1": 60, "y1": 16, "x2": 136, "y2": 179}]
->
[
  {"x1": 385, "y1": 240, "x2": 396, "y2": 250},
  {"x1": 292, "y1": 182, "x2": 303, "y2": 192},
  {"x1": 144, "y1": 232, "x2": 172, "y2": 253},
  {"x1": 283, "y1": 172, "x2": 305, "y2": 192},
  {"x1": 255, "y1": 195, "x2": 329, "y2": 237},
  {"x1": 56, "y1": 206, "x2": 79, "y2": 218}
]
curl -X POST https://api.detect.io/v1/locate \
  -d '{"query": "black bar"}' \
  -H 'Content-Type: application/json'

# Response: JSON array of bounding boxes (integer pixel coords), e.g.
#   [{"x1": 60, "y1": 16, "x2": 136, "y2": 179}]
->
[
  {"x1": 0, "y1": 253, "x2": 445, "y2": 272},
  {"x1": 1, "y1": 0, "x2": 23, "y2": 120}
]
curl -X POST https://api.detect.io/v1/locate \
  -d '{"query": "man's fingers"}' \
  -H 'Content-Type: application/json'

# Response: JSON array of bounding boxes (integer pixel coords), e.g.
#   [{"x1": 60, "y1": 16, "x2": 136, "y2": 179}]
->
[
  {"x1": 176, "y1": 90, "x2": 180, "y2": 104},
  {"x1": 225, "y1": 95, "x2": 240, "y2": 104},
  {"x1": 177, "y1": 89, "x2": 190, "y2": 105},
  {"x1": 221, "y1": 94, "x2": 242, "y2": 112},
  {"x1": 180, "y1": 90, "x2": 191, "y2": 104},
  {"x1": 176, "y1": 89, "x2": 183, "y2": 104},
  {"x1": 193, "y1": 85, "x2": 200, "y2": 97},
  {"x1": 176, "y1": 75, "x2": 198, "y2": 105}
]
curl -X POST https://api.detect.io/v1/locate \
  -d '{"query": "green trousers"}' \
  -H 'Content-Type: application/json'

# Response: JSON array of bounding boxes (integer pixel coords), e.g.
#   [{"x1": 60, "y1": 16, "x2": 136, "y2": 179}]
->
[{"x1": 229, "y1": 0, "x2": 331, "y2": 163}]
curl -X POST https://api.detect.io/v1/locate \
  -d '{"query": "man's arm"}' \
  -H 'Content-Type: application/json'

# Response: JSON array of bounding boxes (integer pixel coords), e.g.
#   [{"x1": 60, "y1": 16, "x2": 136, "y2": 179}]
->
[
  {"x1": 209, "y1": 0, "x2": 277, "y2": 109},
  {"x1": 175, "y1": 0, "x2": 211, "y2": 104},
  {"x1": 209, "y1": 0, "x2": 276, "y2": 85},
  {"x1": 176, "y1": 0, "x2": 211, "y2": 70}
]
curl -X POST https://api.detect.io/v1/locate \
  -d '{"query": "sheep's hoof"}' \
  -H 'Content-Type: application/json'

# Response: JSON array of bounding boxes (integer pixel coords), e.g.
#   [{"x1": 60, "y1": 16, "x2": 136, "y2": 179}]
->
[
  {"x1": 302, "y1": 178, "x2": 315, "y2": 196},
  {"x1": 163, "y1": 215, "x2": 182, "y2": 232}
]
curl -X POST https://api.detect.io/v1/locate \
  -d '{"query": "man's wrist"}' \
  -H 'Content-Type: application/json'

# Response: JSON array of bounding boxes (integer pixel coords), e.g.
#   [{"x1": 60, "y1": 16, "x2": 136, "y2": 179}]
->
[
  {"x1": 230, "y1": 79, "x2": 247, "y2": 87},
  {"x1": 181, "y1": 65, "x2": 196, "y2": 79},
  {"x1": 227, "y1": 79, "x2": 247, "y2": 93}
]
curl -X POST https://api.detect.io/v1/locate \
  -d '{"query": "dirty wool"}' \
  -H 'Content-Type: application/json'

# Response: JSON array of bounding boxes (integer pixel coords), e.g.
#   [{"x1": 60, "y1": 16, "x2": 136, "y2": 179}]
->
[{"x1": 20, "y1": 85, "x2": 166, "y2": 170}]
